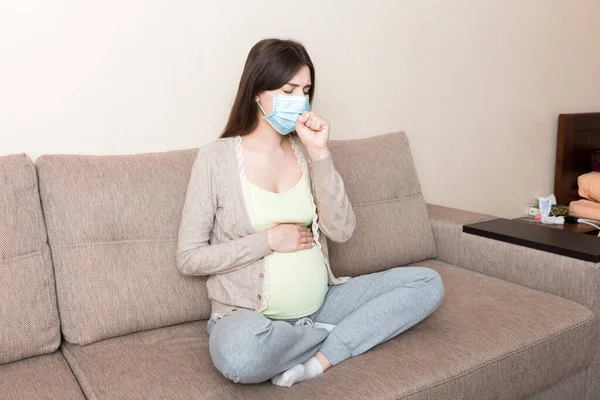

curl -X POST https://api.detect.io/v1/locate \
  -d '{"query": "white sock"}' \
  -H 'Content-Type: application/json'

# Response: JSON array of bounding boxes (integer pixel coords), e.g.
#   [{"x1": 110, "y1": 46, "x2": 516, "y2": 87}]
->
[
  {"x1": 271, "y1": 356, "x2": 323, "y2": 387},
  {"x1": 313, "y1": 321, "x2": 336, "y2": 332}
]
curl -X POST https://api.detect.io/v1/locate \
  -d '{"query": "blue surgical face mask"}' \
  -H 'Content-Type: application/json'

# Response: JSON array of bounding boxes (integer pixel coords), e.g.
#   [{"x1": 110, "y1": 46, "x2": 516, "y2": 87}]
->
[{"x1": 256, "y1": 91, "x2": 311, "y2": 135}]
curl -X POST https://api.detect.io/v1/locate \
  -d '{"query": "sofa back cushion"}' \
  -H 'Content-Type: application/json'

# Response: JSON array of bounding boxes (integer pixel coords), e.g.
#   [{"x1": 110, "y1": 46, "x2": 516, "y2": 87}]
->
[
  {"x1": 325, "y1": 131, "x2": 437, "y2": 277},
  {"x1": 36, "y1": 149, "x2": 210, "y2": 345},
  {"x1": 0, "y1": 154, "x2": 60, "y2": 364}
]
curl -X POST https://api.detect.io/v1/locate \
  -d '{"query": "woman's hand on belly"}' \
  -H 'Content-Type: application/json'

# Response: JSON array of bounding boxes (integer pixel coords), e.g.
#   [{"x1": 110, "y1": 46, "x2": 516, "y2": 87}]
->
[{"x1": 266, "y1": 223, "x2": 314, "y2": 253}]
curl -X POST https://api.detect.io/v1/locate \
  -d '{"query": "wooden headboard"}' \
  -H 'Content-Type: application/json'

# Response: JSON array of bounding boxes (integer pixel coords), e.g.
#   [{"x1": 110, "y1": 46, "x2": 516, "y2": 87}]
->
[{"x1": 554, "y1": 112, "x2": 600, "y2": 205}]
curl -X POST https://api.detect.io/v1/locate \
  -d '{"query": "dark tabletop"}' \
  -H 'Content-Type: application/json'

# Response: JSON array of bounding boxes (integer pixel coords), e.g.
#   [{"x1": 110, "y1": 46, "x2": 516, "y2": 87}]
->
[
  {"x1": 463, "y1": 218, "x2": 600, "y2": 262},
  {"x1": 513, "y1": 217, "x2": 599, "y2": 234}
]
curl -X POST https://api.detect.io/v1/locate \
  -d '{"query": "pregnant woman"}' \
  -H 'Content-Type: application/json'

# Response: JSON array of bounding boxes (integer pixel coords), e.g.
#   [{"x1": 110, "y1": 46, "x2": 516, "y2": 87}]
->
[{"x1": 176, "y1": 38, "x2": 444, "y2": 387}]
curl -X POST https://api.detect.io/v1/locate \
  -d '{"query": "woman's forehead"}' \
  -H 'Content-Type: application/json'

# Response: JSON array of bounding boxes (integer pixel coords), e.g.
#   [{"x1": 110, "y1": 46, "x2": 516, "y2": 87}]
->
[{"x1": 289, "y1": 65, "x2": 311, "y2": 82}]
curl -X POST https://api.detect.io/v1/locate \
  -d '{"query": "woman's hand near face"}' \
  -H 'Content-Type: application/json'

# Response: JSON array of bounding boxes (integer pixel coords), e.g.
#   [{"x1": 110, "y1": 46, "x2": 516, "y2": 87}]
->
[
  {"x1": 266, "y1": 224, "x2": 314, "y2": 253},
  {"x1": 295, "y1": 111, "x2": 332, "y2": 161}
]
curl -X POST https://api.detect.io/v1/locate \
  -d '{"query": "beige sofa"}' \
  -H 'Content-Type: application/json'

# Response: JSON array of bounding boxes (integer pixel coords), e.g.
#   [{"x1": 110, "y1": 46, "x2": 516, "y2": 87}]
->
[{"x1": 1, "y1": 131, "x2": 597, "y2": 400}]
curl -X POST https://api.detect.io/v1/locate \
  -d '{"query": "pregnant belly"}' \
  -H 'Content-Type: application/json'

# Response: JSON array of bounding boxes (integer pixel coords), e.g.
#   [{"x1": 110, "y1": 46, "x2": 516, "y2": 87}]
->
[{"x1": 261, "y1": 246, "x2": 329, "y2": 319}]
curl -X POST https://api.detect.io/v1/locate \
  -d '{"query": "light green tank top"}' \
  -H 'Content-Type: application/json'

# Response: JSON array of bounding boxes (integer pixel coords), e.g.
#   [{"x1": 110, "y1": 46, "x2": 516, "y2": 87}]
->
[{"x1": 241, "y1": 159, "x2": 328, "y2": 320}]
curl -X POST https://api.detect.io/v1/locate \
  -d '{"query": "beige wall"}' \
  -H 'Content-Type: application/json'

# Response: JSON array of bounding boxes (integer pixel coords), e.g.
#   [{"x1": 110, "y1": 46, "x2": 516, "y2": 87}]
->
[{"x1": 1, "y1": 0, "x2": 599, "y2": 218}]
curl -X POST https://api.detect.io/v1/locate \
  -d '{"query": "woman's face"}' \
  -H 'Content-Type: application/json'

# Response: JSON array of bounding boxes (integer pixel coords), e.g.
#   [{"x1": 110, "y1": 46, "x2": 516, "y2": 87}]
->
[{"x1": 255, "y1": 65, "x2": 312, "y2": 116}]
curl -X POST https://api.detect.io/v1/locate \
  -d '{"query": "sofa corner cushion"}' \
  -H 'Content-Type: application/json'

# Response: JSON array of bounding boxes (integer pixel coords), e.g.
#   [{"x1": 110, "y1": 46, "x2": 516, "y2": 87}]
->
[
  {"x1": 0, "y1": 153, "x2": 61, "y2": 364},
  {"x1": 326, "y1": 131, "x2": 436, "y2": 277}
]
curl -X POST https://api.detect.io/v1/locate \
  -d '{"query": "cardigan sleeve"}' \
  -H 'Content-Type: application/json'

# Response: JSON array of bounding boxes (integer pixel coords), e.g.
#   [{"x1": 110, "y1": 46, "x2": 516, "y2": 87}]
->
[
  {"x1": 309, "y1": 153, "x2": 356, "y2": 243},
  {"x1": 176, "y1": 145, "x2": 272, "y2": 276}
]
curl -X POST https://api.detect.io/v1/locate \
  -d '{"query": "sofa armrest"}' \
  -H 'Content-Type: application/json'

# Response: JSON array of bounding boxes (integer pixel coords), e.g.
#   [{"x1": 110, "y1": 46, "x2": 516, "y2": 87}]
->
[
  {"x1": 426, "y1": 203, "x2": 599, "y2": 316},
  {"x1": 427, "y1": 203, "x2": 600, "y2": 399},
  {"x1": 426, "y1": 203, "x2": 497, "y2": 265}
]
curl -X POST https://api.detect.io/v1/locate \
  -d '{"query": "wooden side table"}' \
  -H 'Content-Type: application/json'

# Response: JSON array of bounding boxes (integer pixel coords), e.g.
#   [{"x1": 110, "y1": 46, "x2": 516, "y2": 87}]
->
[
  {"x1": 463, "y1": 218, "x2": 600, "y2": 262},
  {"x1": 513, "y1": 217, "x2": 599, "y2": 235}
]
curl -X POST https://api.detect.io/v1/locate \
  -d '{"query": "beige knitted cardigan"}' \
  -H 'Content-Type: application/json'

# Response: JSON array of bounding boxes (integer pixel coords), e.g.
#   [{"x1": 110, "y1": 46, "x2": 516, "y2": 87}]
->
[{"x1": 176, "y1": 134, "x2": 356, "y2": 321}]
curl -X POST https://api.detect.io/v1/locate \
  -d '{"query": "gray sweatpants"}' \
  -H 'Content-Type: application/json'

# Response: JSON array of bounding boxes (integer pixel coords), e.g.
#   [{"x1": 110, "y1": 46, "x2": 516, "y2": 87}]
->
[{"x1": 206, "y1": 266, "x2": 444, "y2": 384}]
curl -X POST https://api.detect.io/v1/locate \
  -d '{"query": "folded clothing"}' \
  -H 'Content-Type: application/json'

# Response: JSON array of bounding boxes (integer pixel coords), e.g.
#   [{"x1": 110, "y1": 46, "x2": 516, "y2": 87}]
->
[
  {"x1": 578, "y1": 171, "x2": 600, "y2": 203},
  {"x1": 569, "y1": 199, "x2": 600, "y2": 221}
]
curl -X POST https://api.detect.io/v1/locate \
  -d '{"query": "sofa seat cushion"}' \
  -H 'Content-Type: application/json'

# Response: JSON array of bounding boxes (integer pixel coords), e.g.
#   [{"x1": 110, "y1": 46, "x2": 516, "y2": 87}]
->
[
  {"x1": 0, "y1": 351, "x2": 85, "y2": 399},
  {"x1": 60, "y1": 260, "x2": 594, "y2": 400}
]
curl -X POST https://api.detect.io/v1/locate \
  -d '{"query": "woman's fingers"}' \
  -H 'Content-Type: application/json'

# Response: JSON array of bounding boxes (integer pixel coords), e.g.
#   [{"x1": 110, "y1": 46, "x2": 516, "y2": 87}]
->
[
  {"x1": 298, "y1": 111, "x2": 328, "y2": 132},
  {"x1": 308, "y1": 114, "x2": 320, "y2": 130},
  {"x1": 299, "y1": 234, "x2": 314, "y2": 243},
  {"x1": 297, "y1": 111, "x2": 311, "y2": 124},
  {"x1": 308, "y1": 114, "x2": 327, "y2": 131},
  {"x1": 296, "y1": 226, "x2": 315, "y2": 249},
  {"x1": 300, "y1": 235, "x2": 313, "y2": 244}
]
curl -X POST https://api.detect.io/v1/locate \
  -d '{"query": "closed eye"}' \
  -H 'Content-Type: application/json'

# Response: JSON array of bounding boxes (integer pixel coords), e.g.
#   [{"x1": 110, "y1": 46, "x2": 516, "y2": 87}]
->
[{"x1": 284, "y1": 82, "x2": 311, "y2": 95}]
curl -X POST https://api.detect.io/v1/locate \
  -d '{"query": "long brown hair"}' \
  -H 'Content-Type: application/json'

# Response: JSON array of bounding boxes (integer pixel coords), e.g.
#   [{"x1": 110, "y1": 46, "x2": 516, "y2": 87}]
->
[{"x1": 219, "y1": 38, "x2": 315, "y2": 139}]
